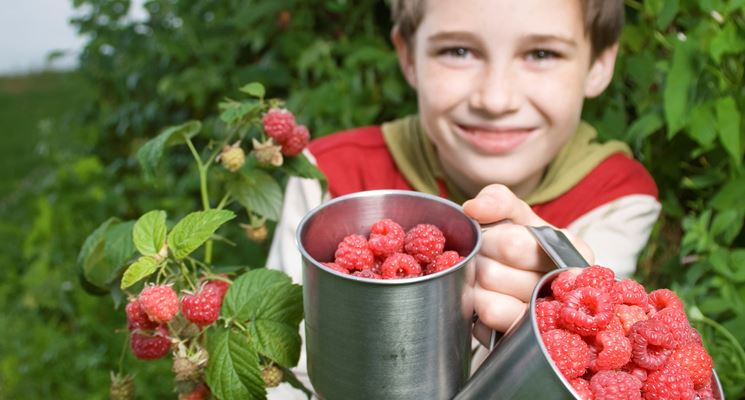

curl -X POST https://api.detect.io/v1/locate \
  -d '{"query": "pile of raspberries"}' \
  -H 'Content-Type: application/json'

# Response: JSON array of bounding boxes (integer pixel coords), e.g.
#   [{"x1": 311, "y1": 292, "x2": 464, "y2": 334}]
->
[
  {"x1": 538, "y1": 266, "x2": 717, "y2": 400},
  {"x1": 322, "y1": 219, "x2": 464, "y2": 280}
]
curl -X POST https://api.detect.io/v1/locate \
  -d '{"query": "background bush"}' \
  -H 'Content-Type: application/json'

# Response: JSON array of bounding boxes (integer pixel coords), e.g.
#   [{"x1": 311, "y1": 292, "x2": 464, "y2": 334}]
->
[{"x1": 0, "y1": 0, "x2": 742, "y2": 398}]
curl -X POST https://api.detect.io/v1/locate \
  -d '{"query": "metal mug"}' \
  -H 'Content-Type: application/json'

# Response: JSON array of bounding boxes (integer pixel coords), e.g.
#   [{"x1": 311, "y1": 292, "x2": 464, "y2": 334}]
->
[{"x1": 296, "y1": 190, "x2": 481, "y2": 400}]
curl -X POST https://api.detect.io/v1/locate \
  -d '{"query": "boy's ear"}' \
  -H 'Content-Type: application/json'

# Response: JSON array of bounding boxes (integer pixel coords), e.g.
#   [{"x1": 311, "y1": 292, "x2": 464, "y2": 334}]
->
[
  {"x1": 584, "y1": 44, "x2": 619, "y2": 98},
  {"x1": 391, "y1": 27, "x2": 418, "y2": 88}
]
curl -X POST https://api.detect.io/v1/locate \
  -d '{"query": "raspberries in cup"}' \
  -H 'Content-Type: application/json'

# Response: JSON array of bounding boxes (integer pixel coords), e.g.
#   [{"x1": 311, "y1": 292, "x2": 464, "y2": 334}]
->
[
  {"x1": 323, "y1": 219, "x2": 464, "y2": 280},
  {"x1": 537, "y1": 266, "x2": 718, "y2": 400}
]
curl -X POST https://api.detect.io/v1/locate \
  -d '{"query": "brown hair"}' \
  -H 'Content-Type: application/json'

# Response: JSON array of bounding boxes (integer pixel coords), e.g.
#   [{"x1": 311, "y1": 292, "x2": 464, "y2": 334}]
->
[{"x1": 390, "y1": 0, "x2": 624, "y2": 59}]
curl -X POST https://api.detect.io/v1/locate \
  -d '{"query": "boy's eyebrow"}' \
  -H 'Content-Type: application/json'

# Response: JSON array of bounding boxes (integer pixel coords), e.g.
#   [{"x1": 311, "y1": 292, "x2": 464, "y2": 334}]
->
[
  {"x1": 427, "y1": 31, "x2": 481, "y2": 42},
  {"x1": 522, "y1": 34, "x2": 578, "y2": 48}
]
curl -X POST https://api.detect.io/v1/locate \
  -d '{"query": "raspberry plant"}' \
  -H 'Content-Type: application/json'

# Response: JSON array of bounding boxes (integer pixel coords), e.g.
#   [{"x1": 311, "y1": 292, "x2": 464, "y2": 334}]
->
[{"x1": 78, "y1": 82, "x2": 322, "y2": 399}]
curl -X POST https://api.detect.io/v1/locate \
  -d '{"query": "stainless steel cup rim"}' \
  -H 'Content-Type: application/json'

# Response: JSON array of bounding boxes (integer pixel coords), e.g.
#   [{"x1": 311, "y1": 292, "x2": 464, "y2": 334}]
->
[{"x1": 295, "y1": 189, "x2": 483, "y2": 285}]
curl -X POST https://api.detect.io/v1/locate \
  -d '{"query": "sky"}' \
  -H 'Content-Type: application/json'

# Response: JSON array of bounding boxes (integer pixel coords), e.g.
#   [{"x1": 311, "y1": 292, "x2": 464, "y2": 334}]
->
[{"x1": 0, "y1": 0, "x2": 145, "y2": 75}]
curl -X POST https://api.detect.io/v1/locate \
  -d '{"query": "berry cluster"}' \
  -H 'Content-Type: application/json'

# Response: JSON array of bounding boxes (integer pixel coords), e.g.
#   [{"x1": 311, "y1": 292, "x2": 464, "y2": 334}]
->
[
  {"x1": 322, "y1": 219, "x2": 464, "y2": 280},
  {"x1": 537, "y1": 266, "x2": 716, "y2": 400},
  {"x1": 261, "y1": 108, "x2": 310, "y2": 157},
  {"x1": 125, "y1": 278, "x2": 231, "y2": 361}
]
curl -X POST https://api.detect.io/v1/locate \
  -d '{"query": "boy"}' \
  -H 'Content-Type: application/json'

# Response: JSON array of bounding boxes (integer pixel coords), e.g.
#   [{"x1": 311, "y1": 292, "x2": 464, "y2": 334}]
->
[{"x1": 268, "y1": 0, "x2": 660, "y2": 397}]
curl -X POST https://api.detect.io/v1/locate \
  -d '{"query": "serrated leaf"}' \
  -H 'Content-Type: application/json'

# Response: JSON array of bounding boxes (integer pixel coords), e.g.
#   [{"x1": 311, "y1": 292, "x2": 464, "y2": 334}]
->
[
  {"x1": 228, "y1": 170, "x2": 283, "y2": 221},
  {"x1": 219, "y1": 101, "x2": 261, "y2": 125},
  {"x1": 664, "y1": 40, "x2": 694, "y2": 138},
  {"x1": 136, "y1": 120, "x2": 202, "y2": 179},
  {"x1": 240, "y1": 82, "x2": 265, "y2": 99},
  {"x1": 133, "y1": 210, "x2": 167, "y2": 256},
  {"x1": 78, "y1": 217, "x2": 119, "y2": 266},
  {"x1": 716, "y1": 96, "x2": 741, "y2": 164},
  {"x1": 206, "y1": 328, "x2": 266, "y2": 400},
  {"x1": 79, "y1": 218, "x2": 120, "y2": 289},
  {"x1": 167, "y1": 210, "x2": 235, "y2": 259},
  {"x1": 282, "y1": 154, "x2": 328, "y2": 195},
  {"x1": 120, "y1": 256, "x2": 161, "y2": 289},
  {"x1": 223, "y1": 269, "x2": 303, "y2": 367},
  {"x1": 104, "y1": 221, "x2": 137, "y2": 274}
]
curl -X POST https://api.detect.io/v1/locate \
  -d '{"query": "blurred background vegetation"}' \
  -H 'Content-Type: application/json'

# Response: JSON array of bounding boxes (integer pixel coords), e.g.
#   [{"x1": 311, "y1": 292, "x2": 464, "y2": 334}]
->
[{"x1": 0, "y1": 0, "x2": 743, "y2": 398}]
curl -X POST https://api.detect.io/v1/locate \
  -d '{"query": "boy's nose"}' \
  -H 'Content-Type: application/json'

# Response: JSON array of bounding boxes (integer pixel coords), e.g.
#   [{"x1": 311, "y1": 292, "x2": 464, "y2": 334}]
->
[{"x1": 469, "y1": 64, "x2": 520, "y2": 116}]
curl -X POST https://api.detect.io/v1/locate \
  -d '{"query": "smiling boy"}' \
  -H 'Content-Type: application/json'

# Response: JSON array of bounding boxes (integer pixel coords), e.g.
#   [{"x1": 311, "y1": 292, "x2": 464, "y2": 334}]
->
[{"x1": 267, "y1": 0, "x2": 660, "y2": 397}]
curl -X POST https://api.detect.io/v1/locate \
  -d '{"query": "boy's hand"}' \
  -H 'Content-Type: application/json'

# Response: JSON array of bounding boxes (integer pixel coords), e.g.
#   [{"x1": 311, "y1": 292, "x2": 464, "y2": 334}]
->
[{"x1": 462, "y1": 184, "x2": 594, "y2": 344}]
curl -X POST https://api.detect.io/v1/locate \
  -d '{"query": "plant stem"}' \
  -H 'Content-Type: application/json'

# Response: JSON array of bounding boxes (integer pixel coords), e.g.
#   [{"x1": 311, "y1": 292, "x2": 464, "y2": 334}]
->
[{"x1": 698, "y1": 315, "x2": 745, "y2": 369}]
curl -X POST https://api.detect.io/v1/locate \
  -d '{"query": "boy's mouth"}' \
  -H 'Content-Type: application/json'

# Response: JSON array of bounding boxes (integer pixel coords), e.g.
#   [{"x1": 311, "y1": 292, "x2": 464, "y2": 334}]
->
[{"x1": 455, "y1": 124, "x2": 534, "y2": 155}]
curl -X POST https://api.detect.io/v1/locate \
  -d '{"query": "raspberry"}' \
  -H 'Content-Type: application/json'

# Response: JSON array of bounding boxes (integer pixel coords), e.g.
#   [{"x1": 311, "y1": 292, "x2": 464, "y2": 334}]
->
[
  {"x1": 261, "y1": 365, "x2": 283, "y2": 388},
  {"x1": 612, "y1": 279, "x2": 649, "y2": 307},
  {"x1": 643, "y1": 364, "x2": 695, "y2": 400},
  {"x1": 669, "y1": 343, "x2": 713, "y2": 389},
  {"x1": 251, "y1": 137, "x2": 283, "y2": 167},
  {"x1": 541, "y1": 329, "x2": 590, "y2": 379},
  {"x1": 181, "y1": 287, "x2": 222, "y2": 327},
  {"x1": 351, "y1": 269, "x2": 382, "y2": 279},
  {"x1": 334, "y1": 234, "x2": 375, "y2": 271},
  {"x1": 574, "y1": 265, "x2": 616, "y2": 293},
  {"x1": 322, "y1": 262, "x2": 349, "y2": 274},
  {"x1": 109, "y1": 372, "x2": 135, "y2": 400},
  {"x1": 560, "y1": 287, "x2": 614, "y2": 336},
  {"x1": 367, "y1": 219, "x2": 405, "y2": 259},
  {"x1": 404, "y1": 224, "x2": 446, "y2": 264},
  {"x1": 280, "y1": 124, "x2": 310, "y2": 156},
  {"x1": 590, "y1": 370, "x2": 642, "y2": 400},
  {"x1": 178, "y1": 383, "x2": 210, "y2": 400},
  {"x1": 651, "y1": 308, "x2": 697, "y2": 346},
  {"x1": 173, "y1": 347, "x2": 209, "y2": 385},
  {"x1": 550, "y1": 270, "x2": 578, "y2": 301},
  {"x1": 219, "y1": 145, "x2": 246, "y2": 172},
  {"x1": 131, "y1": 326, "x2": 171, "y2": 360},
  {"x1": 125, "y1": 298, "x2": 158, "y2": 331},
  {"x1": 203, "y1": 278, "x2": 231, "y2": 299},
  {"x1": 629, "y1": 319, "x2": 675, "y2": 370},
  {"x1": 592, "y1": 330, "x2": 632, "y2": 371},
  {"x1": 262, "y1": 108, "x2": 296, "y2": 142},
  {"x1": 647, "y1": 289, "x2": 685, "y2": 315},
  {"x1": 241, "y1": 222, "x2": 268, "y2": 242},
  {"x1": 138, "y1": 284, "x2": 179, "y2": 323},
  {"x1": 380, "y1": 253, "x2": 422, "y2": 279},
  {"x1": 695, "y1": 382, "x2": 715, "y2": 400},
  {"x1": 569, "y1": 378, "x2": 593, "y2": 400},
  {"x1": 425, "y1": 250, "x2": 463, "y2": 275},
  {"x1": 535, "y1": 298, "x2": 563, "y2": 333},
  {"x1": 614, "y1": 304, "x2": 648, "y2": 335},
  {"x1": 622, "y1": 361, "x2": 648, "y2": 383}
]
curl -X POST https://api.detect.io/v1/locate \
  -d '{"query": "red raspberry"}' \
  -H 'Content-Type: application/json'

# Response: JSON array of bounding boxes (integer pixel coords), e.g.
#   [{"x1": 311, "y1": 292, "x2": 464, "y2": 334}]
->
[
  {"x1": 647, "y1": 289, "x2": 685, "y2": 315},
  {"x1": 560, "y1": 287, "x2": 614, "y2": 336},
  {"x1": 651, "y1": 308, "x2": 698, "y2": 346},
  {"x1": 351, "y1": 269, "x2": 382, "y2": 279},
  {"x1": 203, "y1": 278, "x2": 231, "y2": 299},
  {"x1": 334, "y1": 234, "x2": 375, "y2": 271},
  {"x1": 569, "y1": 378, "x2": 593, "y2": 400},
  {"x1": 541, "y1": 329, "x2": 590, "y2": 379},
  {"x1": 612, "y1": 279, "x2": 649, "y2": 307},
  {"x1": 262, "y1": 108, "x2": 296, "y2": 142},
  {"x1": 622, "y1": 361, "x2": 648, "y2": 383},
  {"x1": 590, "y1": 370, "x2": 642, "y2": 400},
  {"x1": 535, "y1": 298, "x2": 563, "y2": 333},
  {"x1": 614, "y1": 304, "x2": 648, "y2": 335},
  {"x1": 592, "y1": 330, "x2": 632, "y2": 371},
  {"x1": 574, "y1": 265, "x2": 616, "y2": 293},
  {"x1": 380, "y1": 253, "x2": 422, "y2": 279},
  {"x1": 550, "y1": 270, "x2": 578, "y2": 301},
  {"x1": 138, "y1": 284, "x2": 179, "y2": 323},
  {"x1": 669, "y1": 343, "x2": 713, "y2": 389},
  {"x1": 179, "y1": 383, "x2": 210, "y2": 400},
  {"x1": 367, "y1": 219, "x2": 405, "y2": 259},
  {"x1": 181, "y1": 285, "x2": 224, "y2": 327},
  {"x1": 643, "y1": 364, "x2": 695, "y2": 400},
  {"x1": 125, "y1": 298, "x2": 158, "y2": 331},
  {"x1": 629, "y1": 319, "x2": 675, "y2": 370},
  {"x1": 280, "y1": 124, "x2": 310, "y2": 156},
  {"x1": 404, "y1": 224, "x2": 446, "y2": 264},
  {"x1": 322, "y1": 262, "x2": 349, "y2": 274},
  {"x1": 130, "y1": 326, "x2": 171, "y2": 360},
  {"x1": 425, "y1": 250, "x2": 463, "y2": 275},
  {"x1": 695, "y1": 382, "x2": 715, "y2": 400}
]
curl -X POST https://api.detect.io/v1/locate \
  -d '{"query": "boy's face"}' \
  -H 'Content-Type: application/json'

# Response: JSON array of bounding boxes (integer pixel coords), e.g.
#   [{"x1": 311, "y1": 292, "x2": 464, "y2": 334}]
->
[{"x1": 393, "y1": 0, "x2": 618, "y2": 198}]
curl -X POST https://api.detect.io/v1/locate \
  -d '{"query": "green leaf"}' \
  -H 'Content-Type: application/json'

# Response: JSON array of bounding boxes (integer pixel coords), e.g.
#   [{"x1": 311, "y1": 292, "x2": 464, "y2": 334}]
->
[
  {"x1": 710, "y1": 22, "x2": 745, "y2": 63},
  {"x1": 223, "y1": 269, "x2": 303, "y2": 367},
  {"x1": 239, "y1": 82, "x2": 266, "y2": 99},
  {"x1": 132, "y1": 210, "x2": 167, "y2": 256},
  {"x1": 120, "y1": 256, "x2": 161, "y2": 289},
  {"x1": 78, "y1": 217, "x2": 119, "y2": 266},
  {"x1": 710, "y1": 210, "x2": 744, "y2": 245},
  {"x1": 656, "y1": 0, "x2": 679, "y2": 29},
  {"x1": 206, "y1": 328, "x2": 266, "y2": 400},
  {"x1": 219, "y1": 100, "x2": 261, "y2": 125},
  {"x1": 167, "y1": 210, "x2": 236, "y2": 259},
  {"x1": 136, "y1": 120, "x2": 202, "y2": 179},
  {"x1": 79, "y1": 218, "x2": 120, "y2": 289},
  {"x1": 228, "y1": 170, "x2": 283, "y2": 221},
  {"x1": 104, "y1": 221, "x2": 137, "y2": 273},
  {"x1": 663, "y1": 40, "x2": 694, "y2": 138},
  {"x1": 688, "y1": 104, "x2": 718, "y2": 146},
  {"x1": 626, "y1": 112, "x2": 663, "y2": 142},
  {"x1": 710, "y1": 177, "x2": 745, "y2": 211},
  {"x1": 282, "y1": 154, "x2": 329, "y2": 195},
  {"x1": 716, "y1": 96, "x2": 742, "y2": 164}
]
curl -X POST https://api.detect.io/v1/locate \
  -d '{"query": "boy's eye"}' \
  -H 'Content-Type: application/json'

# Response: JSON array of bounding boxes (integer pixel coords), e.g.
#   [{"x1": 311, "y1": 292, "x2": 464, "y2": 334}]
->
[
  {"x1": 526, "y1": 49, "x2": 560, "y2": 61},
  {"x1": 440, "y1": 47, "x2": 472, "y2": 58}
]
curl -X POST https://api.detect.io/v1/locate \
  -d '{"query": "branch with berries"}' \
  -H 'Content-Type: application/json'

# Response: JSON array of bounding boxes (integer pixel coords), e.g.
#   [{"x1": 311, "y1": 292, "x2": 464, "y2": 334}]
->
[{"x1": 79, "y1": 82, "x2": 321, "y2": 400}]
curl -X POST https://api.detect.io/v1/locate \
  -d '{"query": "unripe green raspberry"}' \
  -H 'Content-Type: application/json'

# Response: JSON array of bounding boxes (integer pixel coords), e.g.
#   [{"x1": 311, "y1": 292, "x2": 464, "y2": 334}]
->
[
  {"x1": 220, "y1": 145, "x2": 246, "y2": 172},
  {"x1": 241, "y1": 222, "x2": 268, "y2": 243},
  {"x1": 261, "y1": 365, "x2": 283, "y2": 388}
]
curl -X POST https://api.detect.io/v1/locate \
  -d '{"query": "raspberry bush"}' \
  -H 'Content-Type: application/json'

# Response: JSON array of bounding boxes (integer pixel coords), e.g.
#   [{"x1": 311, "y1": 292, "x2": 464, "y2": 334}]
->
[{"x1": 77, "y1": 83, "x2": 321, "y2": 399}]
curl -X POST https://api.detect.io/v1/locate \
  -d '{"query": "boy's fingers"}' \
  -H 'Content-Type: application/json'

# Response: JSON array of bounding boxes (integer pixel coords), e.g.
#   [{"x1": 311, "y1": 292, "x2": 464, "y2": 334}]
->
[
  {"x1": 462, "y1": 184, "x2": 547, "y2": 226},
  {"x1": 473, "y1": 284, "x2": 527, "y2": 333},
  {"x1": 475, "y1": 254, "x2": 545, "y2": 301},
  {"x1": 479, "y1": 224, "x2": 553, "y2": 272}
]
